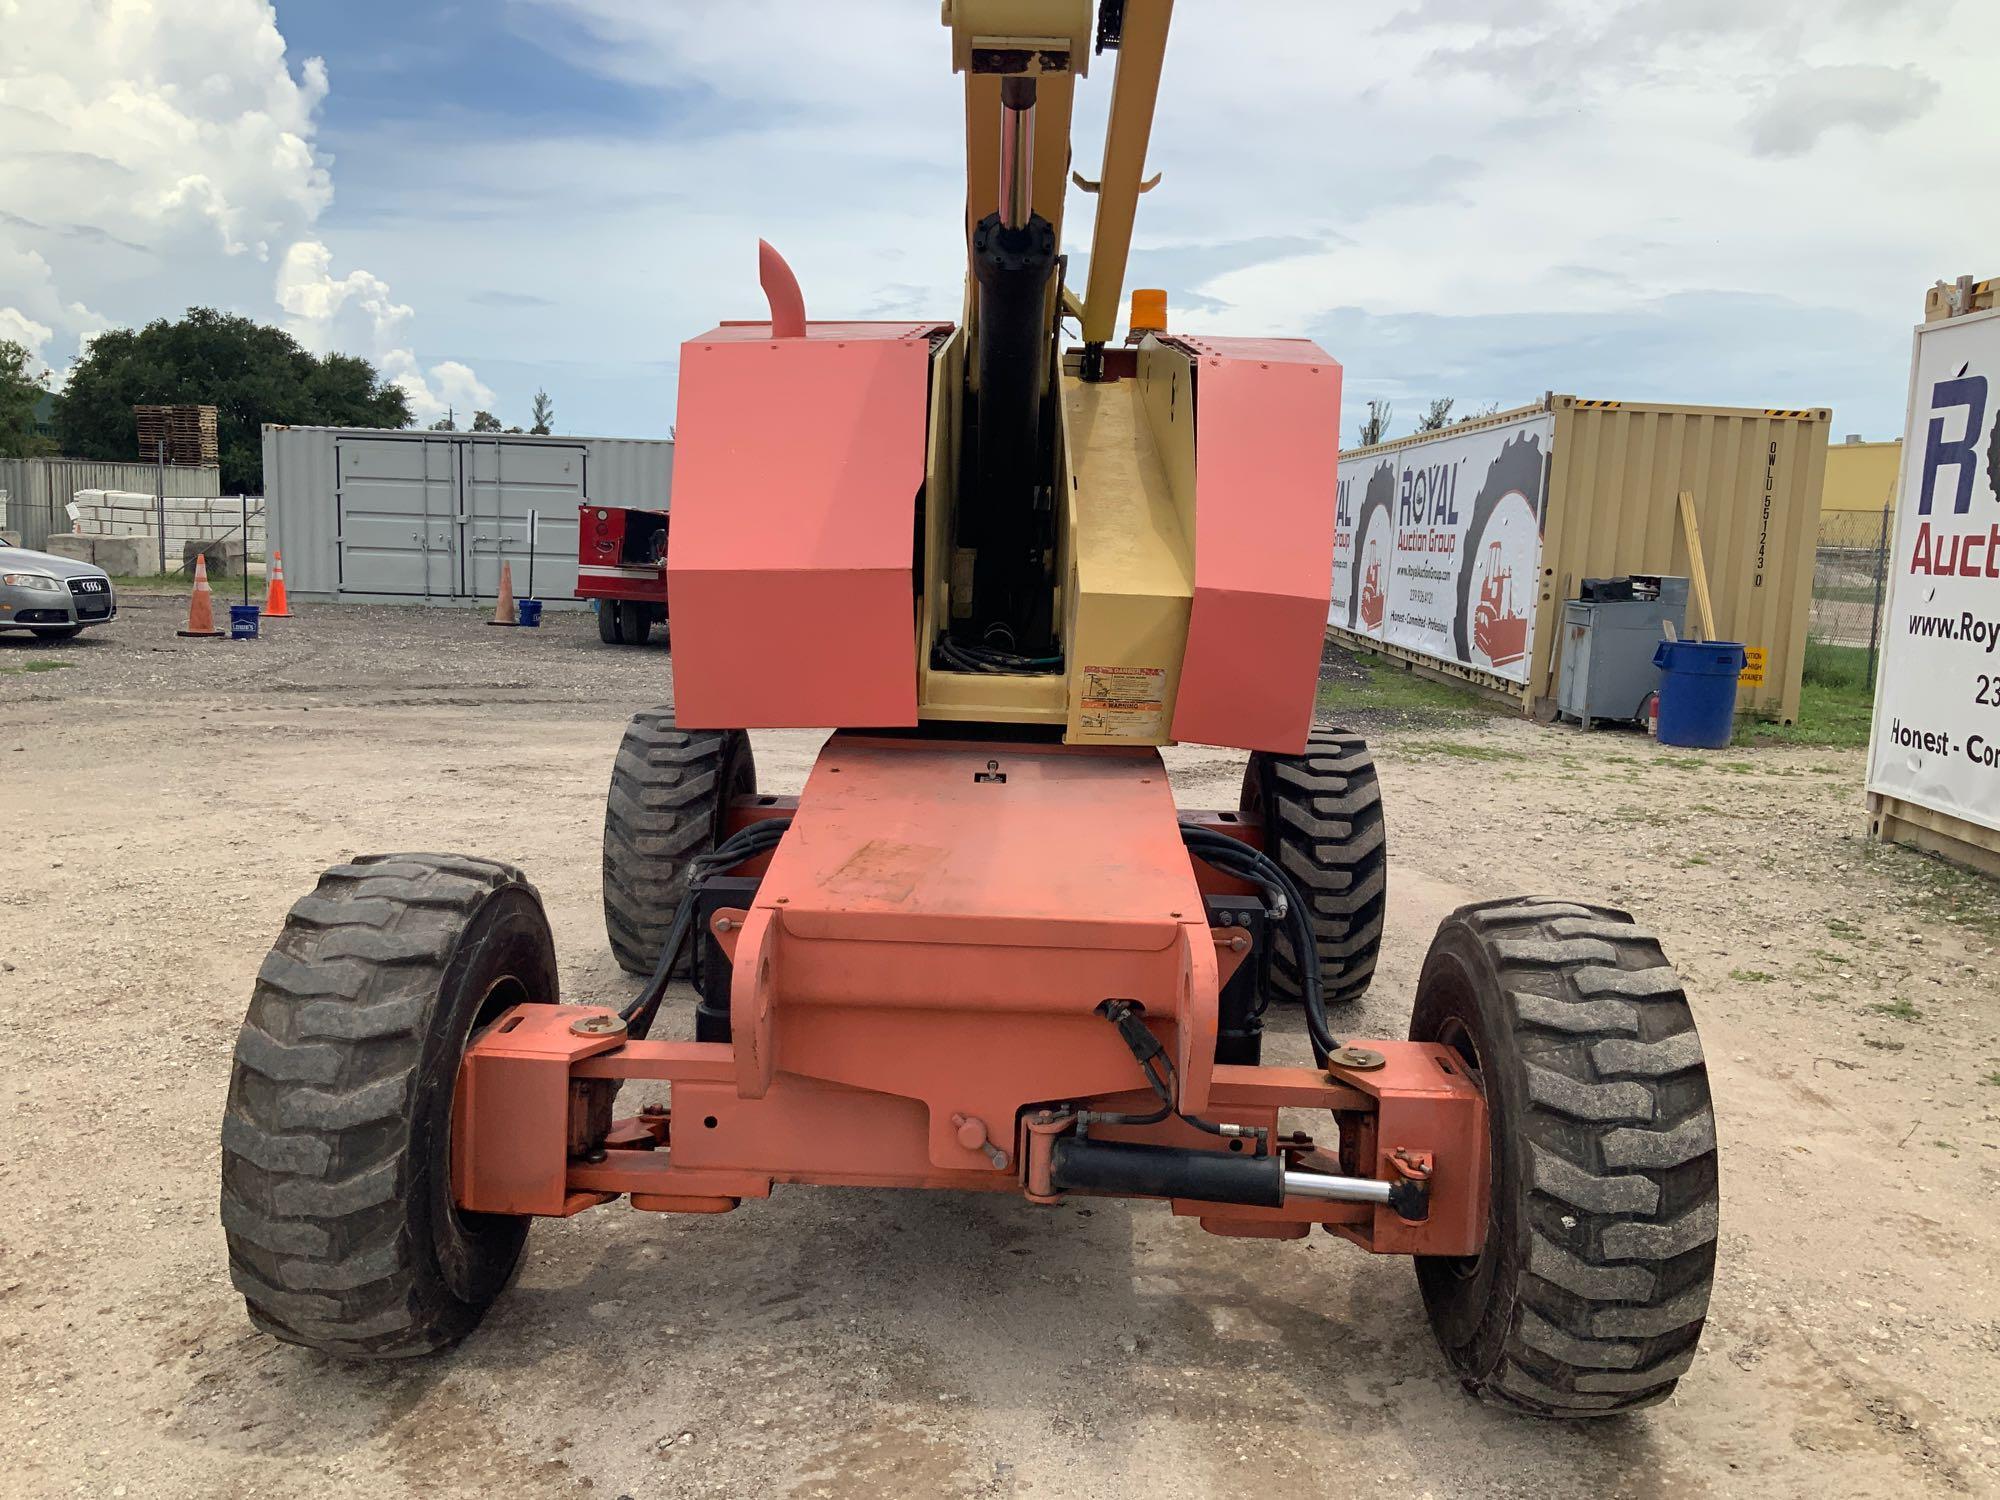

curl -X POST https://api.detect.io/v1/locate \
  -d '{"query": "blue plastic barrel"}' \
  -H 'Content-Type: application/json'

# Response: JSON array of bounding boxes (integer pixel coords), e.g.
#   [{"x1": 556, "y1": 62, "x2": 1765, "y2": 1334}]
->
[
  {"x1": 228, "y1": 603, "x2": 261, "y2": 640},
  {"x1": 517, "y1": 598, "x2": 544, "y2": 628},
  {"x1": 1651, "y1": 640, "x2": 1745, "y2": 748}
]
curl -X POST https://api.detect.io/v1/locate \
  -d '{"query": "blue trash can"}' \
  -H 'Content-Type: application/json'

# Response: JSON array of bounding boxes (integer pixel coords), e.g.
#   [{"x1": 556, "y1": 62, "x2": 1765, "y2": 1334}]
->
[
  {"x1": 1651, "y1": 640, "x2": 1745, "y2": 748},
  {"x1": 517, "y1": 598, "x2": 544, "y2": 628},
  {"x1": 228, "y1": 603, "x2": 261, "y2": 640}
]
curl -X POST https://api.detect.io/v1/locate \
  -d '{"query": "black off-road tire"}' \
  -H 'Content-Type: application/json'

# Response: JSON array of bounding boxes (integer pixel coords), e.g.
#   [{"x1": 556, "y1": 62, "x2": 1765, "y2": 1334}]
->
[
  {"x1": 1411, "y1": 898, "x2": 1718, "y2": 1417},
  {"x1": 220, "y1": 854, "x2": 559, "y2": 1359},
  {"x1": 596, "y1": 601, "x2": 624, "y2": 644},
  {"x1": 602, "y1": 709, "x2": 755, "y2": 975},
  {"x1": 1240, "y1": 728, "x2": 1387, "y2": 1005}
]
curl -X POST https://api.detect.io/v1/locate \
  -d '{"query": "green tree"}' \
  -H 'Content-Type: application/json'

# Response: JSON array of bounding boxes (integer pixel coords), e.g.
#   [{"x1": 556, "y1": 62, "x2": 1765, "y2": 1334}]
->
[
  {"x1": 1358, "y1": 399, "x2": 1392, "y2": 448},
  {"x1": 470, "y1": 409, "x2": 502, "y2": 432},
  {"x1": 1, "y1": 340, "x2": 54, "y2": 458},
  {"x1": 529, "y1": 387, "x2": 554, "y2": 435},
  {"x1": 1416, "y1": 397, "x2": 1455, "y2": 432},
  {"x1": 429, "y1": 410, "x2": 457, "y2": 432},
  {"x1": 53, "y1": 307, "x2": 411, "y2": 491}
]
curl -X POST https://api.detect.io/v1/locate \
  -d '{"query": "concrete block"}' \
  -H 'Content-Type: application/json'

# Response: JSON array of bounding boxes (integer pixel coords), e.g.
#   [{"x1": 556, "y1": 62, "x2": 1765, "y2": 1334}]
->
[
  {"x1": 91, "y1": 535, "x2": 150, "y2": 575},
  {"x1": 42, "y1": 532, "x2": 149, "y2": 573},
  {"x1": 185, "y1": 537, "x2": 246, "y2": 576},
  {"x1": 41, "y1": 533, "x2": 95, "y2": 564}
]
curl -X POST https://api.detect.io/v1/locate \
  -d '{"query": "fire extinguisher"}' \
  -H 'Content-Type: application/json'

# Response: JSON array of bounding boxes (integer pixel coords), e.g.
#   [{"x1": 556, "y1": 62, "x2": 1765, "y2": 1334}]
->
[{"x1": 1644, "y1": 690, "x2": 1660, "y2": 738}]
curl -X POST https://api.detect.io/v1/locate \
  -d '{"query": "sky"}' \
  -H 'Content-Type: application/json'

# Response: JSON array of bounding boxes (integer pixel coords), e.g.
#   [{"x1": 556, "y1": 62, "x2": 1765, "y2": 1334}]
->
[{"x1": 1, "y1": 0, "x2": 1995, "y2": 444}]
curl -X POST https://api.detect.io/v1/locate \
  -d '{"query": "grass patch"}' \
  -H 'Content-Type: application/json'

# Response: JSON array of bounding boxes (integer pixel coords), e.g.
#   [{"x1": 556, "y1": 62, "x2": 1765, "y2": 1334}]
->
[
  {"x1": 1864, "y1": 997, "x2": 1924, "y2": 1022},
  {"x1": 1825, "y1": 916, "x2": 1864, "y2": 940},
  {"x1": 1864, "y1": 838, "x2": 2000, "y2": 942},
  {"x1": 106, "y1": 571, "x2": 260, "y2": 595},
  {"x1": 1980, "y1": 1071, "x2": 2000, "y2": 1088},
  {"x1": 1735, "y1": 642, "x2": 1874, "y2": 748},
  {"x1": 1317, "y1": 647, "x2": 1504, "y2": 725},
  {"x1": 0, "y1": 659, "x2": 72, "y2": 675},
  {"x1": 1682, "y1": 855, "x2": 1711, "y2": 868},
  {"x1": 1729, "y1": 968, "x2": 1777, "y2": 983},
  {"x1": 1404, "y1": 741, "x2": 1528, "y2": 762}
]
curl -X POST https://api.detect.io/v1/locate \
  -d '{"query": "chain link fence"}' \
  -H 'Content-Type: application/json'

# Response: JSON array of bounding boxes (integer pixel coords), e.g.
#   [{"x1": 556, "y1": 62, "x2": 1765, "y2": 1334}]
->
[{"x1": 1807, "y1": 504, "x2": 1893, "y2": 675}]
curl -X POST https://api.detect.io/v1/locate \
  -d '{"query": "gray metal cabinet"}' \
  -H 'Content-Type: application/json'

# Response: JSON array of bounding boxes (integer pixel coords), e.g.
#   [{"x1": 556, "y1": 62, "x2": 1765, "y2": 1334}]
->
[{"x1": 1556, "y1": 576, "x2": 1689, "y2": 728}]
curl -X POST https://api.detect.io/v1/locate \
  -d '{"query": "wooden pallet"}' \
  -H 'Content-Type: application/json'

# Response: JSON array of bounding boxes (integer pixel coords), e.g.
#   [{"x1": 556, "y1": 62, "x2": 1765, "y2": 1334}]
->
[{"x1": 134, "y1": 404, "x2": 219, "y2": 466}]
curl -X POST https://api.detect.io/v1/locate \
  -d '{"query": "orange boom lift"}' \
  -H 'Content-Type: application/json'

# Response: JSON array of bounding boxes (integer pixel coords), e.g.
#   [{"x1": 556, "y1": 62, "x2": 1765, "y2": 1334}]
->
[{"x1": 221, "y1": 1, "x2": 1718, "y2": 1417}]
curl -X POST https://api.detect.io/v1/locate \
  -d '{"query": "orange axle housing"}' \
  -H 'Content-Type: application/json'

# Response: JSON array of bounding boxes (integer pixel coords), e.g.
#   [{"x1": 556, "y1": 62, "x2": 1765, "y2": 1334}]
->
[{"x1": 453, "y1": 735, "x2": 1488, "y2": 1253}]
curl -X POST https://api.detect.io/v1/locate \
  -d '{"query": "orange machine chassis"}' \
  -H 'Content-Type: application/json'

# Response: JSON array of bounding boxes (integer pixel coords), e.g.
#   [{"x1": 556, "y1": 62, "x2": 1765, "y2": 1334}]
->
[{"x1": 453, "y1": 735, "x2": 1489, "y2": 1254}]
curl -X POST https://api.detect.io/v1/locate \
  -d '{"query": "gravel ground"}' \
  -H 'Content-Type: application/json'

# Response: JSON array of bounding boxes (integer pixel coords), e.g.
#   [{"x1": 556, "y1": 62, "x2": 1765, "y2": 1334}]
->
[{"x1": 3, "y1": 593, "x2": 1998, "y2": 1498}]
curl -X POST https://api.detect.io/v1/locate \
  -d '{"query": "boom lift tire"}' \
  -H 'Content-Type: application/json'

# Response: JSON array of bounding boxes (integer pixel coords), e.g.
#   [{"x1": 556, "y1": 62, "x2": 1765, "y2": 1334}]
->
[
  {"x1": 1410, "y1": 898, "x2": 1718, "y2": 1417},
  {"x1": 602, "y1": 709, "x2": 756, "y2": 975},
  {"x1": 1239, "y1": 728, "x2": 1386, "y2": 1005},
  {"x1": 219, "y1": 854, "x2": 558, "y2": 1358}
]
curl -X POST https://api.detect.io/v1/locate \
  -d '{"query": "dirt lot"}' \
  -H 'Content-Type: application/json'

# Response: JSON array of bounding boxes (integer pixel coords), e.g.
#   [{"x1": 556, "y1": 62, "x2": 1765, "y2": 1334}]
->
[{"x1": 3, "y1": 595, "x2": 1998, "y2": 1499}]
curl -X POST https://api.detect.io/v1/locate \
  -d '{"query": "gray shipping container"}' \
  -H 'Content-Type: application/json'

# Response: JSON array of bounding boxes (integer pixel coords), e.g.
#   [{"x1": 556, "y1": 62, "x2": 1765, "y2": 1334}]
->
[{"x1": 262, "y1": 425, "x2": 674, "y2": 605}]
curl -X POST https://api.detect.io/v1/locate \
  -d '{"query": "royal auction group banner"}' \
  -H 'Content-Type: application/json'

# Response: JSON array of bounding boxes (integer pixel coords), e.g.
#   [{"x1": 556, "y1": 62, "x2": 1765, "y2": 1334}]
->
[
  {"x1": 1867, "y1": 305, "x2": 2000, "y2": 832},
  {"x1": 1329, "y1": 412, "x2": 1553, "y2": 684}
]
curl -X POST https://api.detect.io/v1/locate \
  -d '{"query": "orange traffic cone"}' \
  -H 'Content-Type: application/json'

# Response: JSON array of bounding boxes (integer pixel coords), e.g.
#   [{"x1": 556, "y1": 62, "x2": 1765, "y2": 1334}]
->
[
  {"x1": 262, "y1": 549, "x2": 291, "y2": 618},
  {"x1": 177, "y1": 553, "x2": 225, "y2": 638},
  {"x1": 488, "y1": 560, "x2": 519, "y2": 626}
]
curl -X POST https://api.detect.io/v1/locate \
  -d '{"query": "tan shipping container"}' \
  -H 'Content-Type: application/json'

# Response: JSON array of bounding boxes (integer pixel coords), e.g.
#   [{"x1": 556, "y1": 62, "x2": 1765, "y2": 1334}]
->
[{"x1": 1328, "y1": 394, "x2": 1830, "y2": 724}]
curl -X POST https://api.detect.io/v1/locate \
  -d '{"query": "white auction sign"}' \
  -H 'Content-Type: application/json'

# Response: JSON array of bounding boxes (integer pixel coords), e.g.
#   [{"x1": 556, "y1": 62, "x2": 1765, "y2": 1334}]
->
[
  {"x1": 1867, "y1": 306, "x2": 2000, "y2": 832},
  {"x1": 1330, "y1": 413, "x2": 1552, "y2": 683}
]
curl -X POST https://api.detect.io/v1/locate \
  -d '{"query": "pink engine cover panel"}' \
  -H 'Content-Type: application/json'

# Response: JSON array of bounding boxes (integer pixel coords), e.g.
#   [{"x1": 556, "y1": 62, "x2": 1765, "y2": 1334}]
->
[
  {"x1": 1167, "y1": 336, "x2": 1342, "y2": 755},
  {"x1": 667, "y1": 321, "x2": 945, "y2": 729}
]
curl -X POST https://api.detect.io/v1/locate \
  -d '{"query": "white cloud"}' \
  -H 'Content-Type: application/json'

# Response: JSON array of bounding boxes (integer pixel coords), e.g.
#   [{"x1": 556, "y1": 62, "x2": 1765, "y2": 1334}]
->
[
  {"x1": 1746, "y1": 64, "x2": 1940, "y2": 157},
  {"x1": 274, "y1": 238, "x2": 489, "y2": 421},
  {"x1": 0, "y1": 304, "x2": 54, "y2": 371},
  {"x1": 0, "y1": 0, "x2": 471, "y2": 418}
]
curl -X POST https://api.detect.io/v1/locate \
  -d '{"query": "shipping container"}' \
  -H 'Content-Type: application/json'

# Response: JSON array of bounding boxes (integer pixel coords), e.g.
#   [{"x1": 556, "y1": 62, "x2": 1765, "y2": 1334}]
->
[
  {"x1": 262, "y1": 425, "x2": 673, "y2": 606},
  {"x1": 0, "y1": 457, "x2": 221, "y2": 551},
  {"x1": 1327, "y1": 394, "x2": 1830, "y2": 724},
  {"x1": 1865, "y1": 274, "x2": 2000, "y2": 879}
]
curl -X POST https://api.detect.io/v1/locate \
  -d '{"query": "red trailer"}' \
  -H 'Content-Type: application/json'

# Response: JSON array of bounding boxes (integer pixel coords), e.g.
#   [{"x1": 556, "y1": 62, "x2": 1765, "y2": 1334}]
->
[{"x1": 576, "y1": 502, "x2": 669, "y2": 645}]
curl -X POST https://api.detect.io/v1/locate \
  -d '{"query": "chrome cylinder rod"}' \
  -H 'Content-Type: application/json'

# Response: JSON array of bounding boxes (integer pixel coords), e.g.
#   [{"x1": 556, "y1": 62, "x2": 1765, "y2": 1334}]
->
[
  {"x1": 998, "y1": 75, "x2": 1036, "y2": 230},
  {"x1": 1281, "y1": 1169, "x2": 1394, "y2": 1206}
]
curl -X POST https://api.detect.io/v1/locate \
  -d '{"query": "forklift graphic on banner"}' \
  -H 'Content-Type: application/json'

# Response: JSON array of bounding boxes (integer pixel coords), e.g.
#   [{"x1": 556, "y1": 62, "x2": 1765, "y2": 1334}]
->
[
  {"x1": 1359, "y1": 552, "x2": 1386, "y2": 631},
  {"x1": 1472, "y1": 539, "x2": 1529, "y2": 667}
]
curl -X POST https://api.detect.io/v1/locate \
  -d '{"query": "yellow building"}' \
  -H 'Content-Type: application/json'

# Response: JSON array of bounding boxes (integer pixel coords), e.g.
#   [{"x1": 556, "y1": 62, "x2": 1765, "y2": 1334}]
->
[{"x1": 1820, "y1": 436, "x2": 1899, "y2": 516}]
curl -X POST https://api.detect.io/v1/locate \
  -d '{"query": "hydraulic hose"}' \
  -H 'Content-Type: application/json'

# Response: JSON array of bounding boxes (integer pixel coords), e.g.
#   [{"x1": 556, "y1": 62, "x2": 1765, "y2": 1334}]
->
[
  {"x1": 1179, "y1": 823, "x2": 1340, "y2": 1066},
  {"x1": 620, "y1": 817, "x2": 792, "y2": 1041}
]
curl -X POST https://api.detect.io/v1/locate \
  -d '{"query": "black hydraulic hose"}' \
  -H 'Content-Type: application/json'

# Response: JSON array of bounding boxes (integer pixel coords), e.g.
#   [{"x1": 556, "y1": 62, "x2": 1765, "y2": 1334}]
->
[
  {"x1": 1180, "y1": 824, "x2": 1340, "y2": 1066},
  {"x1": 934, "y1": 638, "x2": 1060, "y2": 675},
  {"x1": 620, "y1": 817, "x2": 792, "y2": 1041}
]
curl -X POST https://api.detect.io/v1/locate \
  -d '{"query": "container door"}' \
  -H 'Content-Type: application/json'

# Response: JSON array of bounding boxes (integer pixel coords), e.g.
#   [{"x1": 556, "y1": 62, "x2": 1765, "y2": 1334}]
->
[
  {"x1": 335, "y1": 436, "x2": 458, "y2": 596},
  {"x1": 460, "y1": 441, "x2": 585, "y2": 600}
]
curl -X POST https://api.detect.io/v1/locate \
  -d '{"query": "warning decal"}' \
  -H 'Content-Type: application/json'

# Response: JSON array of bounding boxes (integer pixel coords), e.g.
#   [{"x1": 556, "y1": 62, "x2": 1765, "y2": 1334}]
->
[
  {"x1": 1739, "y1": 646, "x2": 1767, "y2": 688},
  {"x1": 1078, "y1": 664, "x2": 1168, "y2": 739}
]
